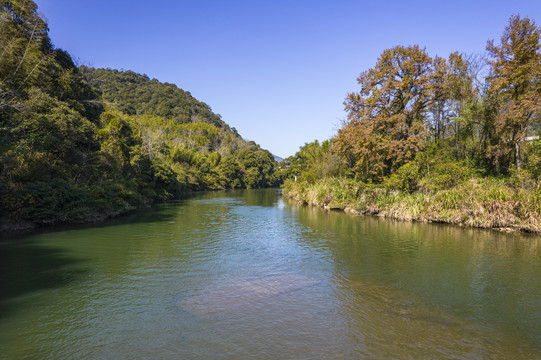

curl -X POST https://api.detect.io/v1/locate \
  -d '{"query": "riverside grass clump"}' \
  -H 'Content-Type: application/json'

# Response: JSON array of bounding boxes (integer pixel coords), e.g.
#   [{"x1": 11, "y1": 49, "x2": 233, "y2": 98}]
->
[{"x1": 282, "y1": 177, "x2": 541, "y2": 233}]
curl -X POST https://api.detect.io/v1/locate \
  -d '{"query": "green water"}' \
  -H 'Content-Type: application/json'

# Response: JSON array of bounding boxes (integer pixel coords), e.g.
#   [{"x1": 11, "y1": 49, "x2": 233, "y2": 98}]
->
[{"x1": 1, "y1": 189, "x2": 540, "y2": 359}]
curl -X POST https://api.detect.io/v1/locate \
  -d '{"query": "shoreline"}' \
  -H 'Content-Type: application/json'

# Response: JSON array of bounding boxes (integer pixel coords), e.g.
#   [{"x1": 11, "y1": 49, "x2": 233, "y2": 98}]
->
[
  {"x1": 282, "y1": 178, "x2": 541, "y2": 235},
  {"x1": 0, "y1": 187, "x2": 280, "y2": 234},
  {"x1": 0, "y1": 204, "x2": 142, "y2": 234}
]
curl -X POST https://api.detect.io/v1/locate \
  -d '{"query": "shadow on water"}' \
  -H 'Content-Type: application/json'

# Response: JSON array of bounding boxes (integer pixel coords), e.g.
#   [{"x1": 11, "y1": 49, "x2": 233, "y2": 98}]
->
[
  {"x1": 0, "y1": 190, "x2": 281, "y2": 242},
  {"x1": 0, "y1": 198, "x2": 193, "y2": 320},
  {"x1": 0, "y1": 198, "x2": 188, "y2": 242},
  {"x1": 0, "y1": 190, "x2": 281, "y2": 320},
  {"x1": 0, "y1": 238, "x2": 87, "y2": 319}
]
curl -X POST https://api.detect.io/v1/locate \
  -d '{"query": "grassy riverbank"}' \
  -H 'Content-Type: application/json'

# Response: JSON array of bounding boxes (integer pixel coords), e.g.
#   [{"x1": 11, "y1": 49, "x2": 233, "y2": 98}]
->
[{"x1": 282, "y1": 177, "x2": 541, "y2": 233}]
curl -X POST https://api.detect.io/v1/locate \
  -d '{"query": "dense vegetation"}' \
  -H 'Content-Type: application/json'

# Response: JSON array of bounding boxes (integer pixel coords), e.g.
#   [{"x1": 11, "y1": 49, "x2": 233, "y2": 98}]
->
[
  {"x1": 0, "y1": 0, "x2": 277, "y2": 229},
  {"x1": 282, "y1": 15, "x2": 541, "y2": 233},
  {"x1": 79, "y1": 67, "x2": 278, "y2": 191}
]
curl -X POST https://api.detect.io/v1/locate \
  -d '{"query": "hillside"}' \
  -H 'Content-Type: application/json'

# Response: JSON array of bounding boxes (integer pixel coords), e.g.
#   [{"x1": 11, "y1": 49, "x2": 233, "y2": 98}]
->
[
  {"x1": 80, "y1": 67, "x2": 279, "y2": 191},
  {"x1": 79, "y1": 67, "x2": 227, "y2": 128},
  {"x1": 0, "y1": 0, "x2": 278, "y2": 229}
]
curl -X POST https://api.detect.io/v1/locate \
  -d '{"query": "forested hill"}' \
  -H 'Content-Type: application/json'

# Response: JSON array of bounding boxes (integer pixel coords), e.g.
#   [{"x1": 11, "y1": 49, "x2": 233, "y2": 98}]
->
[
  {"x1": 0, "y1": 0, "x2": 278, "y2": 230},
  {"x1": 78, "y1": 66, "x2": 278, "y2": 191},
  {"x1": 79, "y1": 67, "x2": 227, "y2": 129}
]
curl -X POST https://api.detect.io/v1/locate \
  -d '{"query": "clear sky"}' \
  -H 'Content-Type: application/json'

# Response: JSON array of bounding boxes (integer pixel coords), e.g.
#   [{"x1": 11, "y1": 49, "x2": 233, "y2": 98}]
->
[{"x1": 34, "y1": 0, "x2": 541, "y2": 158}]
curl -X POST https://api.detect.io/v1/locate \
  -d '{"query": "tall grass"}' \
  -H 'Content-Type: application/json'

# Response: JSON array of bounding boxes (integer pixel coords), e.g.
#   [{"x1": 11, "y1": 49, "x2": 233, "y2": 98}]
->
[{"x1": 282, "y1": 176, "x2": 541, "y2": 233}]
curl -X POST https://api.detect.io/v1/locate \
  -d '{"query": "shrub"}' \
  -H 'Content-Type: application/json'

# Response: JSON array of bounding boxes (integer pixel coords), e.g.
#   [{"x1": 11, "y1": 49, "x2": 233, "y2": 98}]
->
[
  {"x1": 420, "y1": 160, "x2": 474, "y2": 192},
  {"x1": 386, "y1": 161, "x2": 422, "y2": 193}
]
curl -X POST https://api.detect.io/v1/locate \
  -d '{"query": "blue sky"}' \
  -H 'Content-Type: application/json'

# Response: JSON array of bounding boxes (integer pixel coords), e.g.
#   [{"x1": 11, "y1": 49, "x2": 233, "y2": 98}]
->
[{"x1": 35, "y1": 0, "x2": 540, "y2": 158}]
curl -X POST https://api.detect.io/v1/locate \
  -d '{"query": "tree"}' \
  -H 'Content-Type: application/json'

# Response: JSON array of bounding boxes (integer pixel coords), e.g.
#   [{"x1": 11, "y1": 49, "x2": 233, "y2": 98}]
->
[
  {"x1": 0, "y1": 0, "x2": 280, "y2": 226},
  {"x1": 428, "y1": 52, "x2": 474, "y2": 144},
  {"x1": 335, "y1": 45, "x2": 433, "y2": 180},
  {"x1": 486, "y1": 15, "x2": 541, "y2": 170},
  {"x1": 280, "y1": 140, "x2": 341, "y2": 182}
]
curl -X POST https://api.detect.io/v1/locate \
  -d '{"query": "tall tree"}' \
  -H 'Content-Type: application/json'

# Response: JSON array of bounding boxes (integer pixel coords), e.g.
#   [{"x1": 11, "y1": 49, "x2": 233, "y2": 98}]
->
[
  {"x1": 428, "y1": 52, "x2": 475, "y2": 144},
  {"x1": 486, "y1": 15, "x2": 541, "y2": 170},
  {"x1": 335, "y1": 45, "x2": 433, "y2": 180}
]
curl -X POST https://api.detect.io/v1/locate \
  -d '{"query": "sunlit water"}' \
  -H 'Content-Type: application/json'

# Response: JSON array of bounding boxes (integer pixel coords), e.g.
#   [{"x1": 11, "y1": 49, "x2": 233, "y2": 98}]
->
[{"x1": 1, "y1": 189, "x2": 539, "y2": 359}]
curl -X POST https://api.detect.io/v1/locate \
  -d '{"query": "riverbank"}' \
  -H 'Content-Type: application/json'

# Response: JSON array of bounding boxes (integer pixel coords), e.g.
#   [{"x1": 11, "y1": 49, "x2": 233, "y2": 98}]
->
[
  {"x1": 282, "y1": 177, "x2": 541, "y2": 234},
  {"x1": 0, "y1": 187, "x2": 278, "y2": 233},
  {"x1": 0, "y1": 203, "x2": 143, "y2": 233}
]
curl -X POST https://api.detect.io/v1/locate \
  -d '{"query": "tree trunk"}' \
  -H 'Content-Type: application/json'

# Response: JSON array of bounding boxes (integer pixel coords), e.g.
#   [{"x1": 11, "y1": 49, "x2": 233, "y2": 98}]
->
[{"x1": 515, "y1": 141, "x2": 521, "y2": 170}]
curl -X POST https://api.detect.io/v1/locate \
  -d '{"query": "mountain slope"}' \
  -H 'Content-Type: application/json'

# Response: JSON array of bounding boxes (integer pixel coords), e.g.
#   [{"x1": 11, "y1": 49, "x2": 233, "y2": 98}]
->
[
  {"x1": 79, "y1": 67, "x2": 226, "y2": 128},
  {"x1": 0, "y1": 0, "x2": 278, "y2": 229},
  {"x1": 80, "y1": 67, "x2": 279, "y2": 191}
]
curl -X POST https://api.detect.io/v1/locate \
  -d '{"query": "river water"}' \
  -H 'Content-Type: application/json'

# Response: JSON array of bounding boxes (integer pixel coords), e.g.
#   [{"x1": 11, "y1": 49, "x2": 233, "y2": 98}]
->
[{"x1": 0, "y1": 189, "x2": 539, "y2": 359}]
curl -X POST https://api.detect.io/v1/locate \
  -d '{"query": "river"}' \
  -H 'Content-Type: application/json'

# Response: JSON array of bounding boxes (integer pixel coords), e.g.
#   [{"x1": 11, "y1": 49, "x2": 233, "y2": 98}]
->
[{"x1": 0, "y1": 189, "x2": 539, "y2": 359}]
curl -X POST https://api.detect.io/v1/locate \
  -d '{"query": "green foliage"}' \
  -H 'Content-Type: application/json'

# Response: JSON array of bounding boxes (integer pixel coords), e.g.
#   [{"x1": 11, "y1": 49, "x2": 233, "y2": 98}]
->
[
  {"x1": 421, "y1": 161, "x2": 473, "y2": 192},
  {"x1": 523, "y1": 138, "x2": 541, "y2": 183},
  {"x1": 81, "y1": 68, "x2": 279, "y2": 192},
  {"x1": 280, "y1": 140, "x2": 342, "y2": 183},
  {"x1": 20, "y1": 178, "x2": 90, "y2": 221},
  {"x1": 0, "y1": 1, "x2": 279, "y2": 227},
  {"x1": 381, "y1": 145, "x2": 475, "y2": 193},
  {"x1": 78, "y1": 67, "x2": 227, "y2": 128},
  {"x1": 386, "y1": 162, "x2": 422, "y2": 193}
]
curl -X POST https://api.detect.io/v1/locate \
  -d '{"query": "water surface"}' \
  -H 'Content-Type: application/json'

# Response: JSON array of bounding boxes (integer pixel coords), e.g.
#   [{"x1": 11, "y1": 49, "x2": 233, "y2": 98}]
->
[{"x1": 1, "y1": 189, "x2": 539, "y2": 359}]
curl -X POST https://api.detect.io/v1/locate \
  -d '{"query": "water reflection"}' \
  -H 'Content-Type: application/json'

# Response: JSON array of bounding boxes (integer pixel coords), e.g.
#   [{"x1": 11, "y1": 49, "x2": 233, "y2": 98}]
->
[
  {"x1": 284, "y1": 198, "x2": 541, "y2": 355},
  {"x1": 0, "y1": 190, "x2": 539, "y2": 359}
]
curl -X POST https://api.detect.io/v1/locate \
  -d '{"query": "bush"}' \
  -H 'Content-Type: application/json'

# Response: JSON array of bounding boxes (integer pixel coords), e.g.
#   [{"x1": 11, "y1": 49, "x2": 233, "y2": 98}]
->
[
  {"x1": 420, "y1": 160, "x2": 474, "y2": 192},
  {"x1": 386, "y1": 161, "x2": 422, "y2": 193}
]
